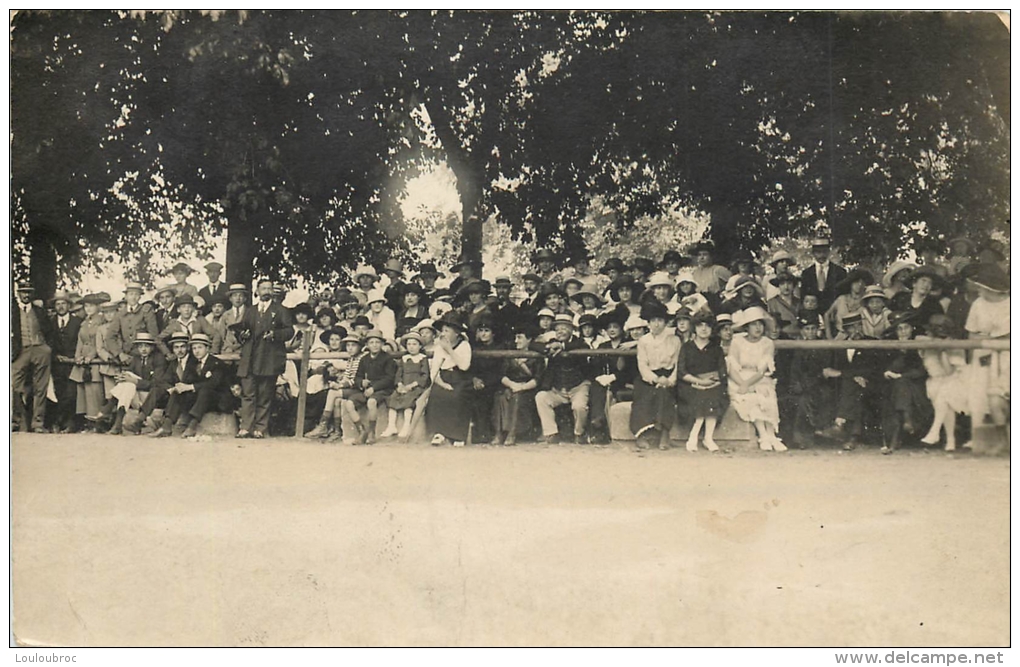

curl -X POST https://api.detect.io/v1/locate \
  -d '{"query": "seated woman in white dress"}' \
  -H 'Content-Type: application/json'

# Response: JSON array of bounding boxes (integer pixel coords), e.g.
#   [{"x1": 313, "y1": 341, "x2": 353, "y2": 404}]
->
[{"x1": 726, "y1": 306, "x2": 787, "y2": 452}]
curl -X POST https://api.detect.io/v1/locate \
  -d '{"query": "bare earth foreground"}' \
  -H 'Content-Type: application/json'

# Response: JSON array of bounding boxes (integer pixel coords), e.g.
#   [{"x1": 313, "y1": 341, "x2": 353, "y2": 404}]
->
[{"x1": 11, "y1": 433, "x2": 1009, "y2": 647}]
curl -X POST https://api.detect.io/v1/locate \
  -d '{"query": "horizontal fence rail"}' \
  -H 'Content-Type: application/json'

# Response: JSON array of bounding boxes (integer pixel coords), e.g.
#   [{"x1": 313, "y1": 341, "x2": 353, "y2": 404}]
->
[{"x1": 55, "y1": 337, "x2": 1009, "y2": 439}]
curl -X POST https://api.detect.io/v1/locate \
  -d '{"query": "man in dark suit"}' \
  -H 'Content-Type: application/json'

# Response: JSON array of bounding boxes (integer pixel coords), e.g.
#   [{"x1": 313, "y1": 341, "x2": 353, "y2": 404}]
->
[
  {"x1": 489, "y1": 275, "x2": 521, "y2": 345},
  {"x1": 48, "y1": 289, "x2": 82, "y2": 433},
  {"x1": 799, "y1": 235, "x2": 848, "y2": 313},
  {"x1": 141, "y1": 332, "x2": 191, "y2": 434},
  {"x1": 818, "y1": 314, "x2": 885, "y2": 449},
  {"x1": 12, "y1": 281, "x2": 53, "y2": 432},
  {"x1": 104, "y1": 332, "x2": 166, "y2": 435},
  {"x1": 236, "y1": 278, "x2": 294, "y2": 438},
  {"x1": 197, "y1": 262, "x2": 229, "y2": 315},
  {"x1": 152, "y1": 333, "x2": 231, "y2": 438},
  {"x1": 153, "y1": 286, "x2": 177, "y2": 332}
]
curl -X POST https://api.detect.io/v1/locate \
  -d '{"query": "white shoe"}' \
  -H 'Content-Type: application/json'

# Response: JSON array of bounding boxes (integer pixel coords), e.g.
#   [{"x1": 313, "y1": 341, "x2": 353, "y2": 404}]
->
[
  {"x1": 770, "y1": 436, "x2": 788, "y2": 452},
  {"x1": 452, "y1": 440, "x2": 465, "y2": 447},
  {"x1": 397, "y1": 428, "x2": 411, "y2": 439},
  {"x1": 685, "y1": 439, "x2": 698, "y2": 452},
  {"x1": 431, "y1": 434, "x2": 445, "y2": 447},
  {"x1": 945, "y1": 442, "x2": 958, "y2": 452},
  {"x1": 920, "y1": 433, "x2": 939, "y2": 446},
  {"x1": 380, "y1": 426, "x2": 399, "y2": 438},
  {"x1": 703, "y1": 438, "x2": 719, "y2": 452},
  {"x1": 759, "y1": 437, "x2": 773, "y2": 451}
]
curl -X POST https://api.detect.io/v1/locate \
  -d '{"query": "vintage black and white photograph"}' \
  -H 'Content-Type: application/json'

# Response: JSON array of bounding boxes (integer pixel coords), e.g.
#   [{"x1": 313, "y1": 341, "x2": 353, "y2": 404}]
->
[{"x1": 8, "y1": 9, "x2": 1011, "y2": 651}]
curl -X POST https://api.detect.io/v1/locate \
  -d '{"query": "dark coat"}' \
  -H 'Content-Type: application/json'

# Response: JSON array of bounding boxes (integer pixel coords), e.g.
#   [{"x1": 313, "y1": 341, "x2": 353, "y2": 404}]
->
[
  {"x1": 12, "y1": 302, "x2": 54, "y2": 360},
  {"x1": 237, "y1": 301, "x2": 295, "y2": 378},
  {"x1": 49, "y1": 313, "x2": 82, "y2": 361},
  {"x1": 197, "y1": 283, "x2": 230, "y2": 313},
  {"x1": 125, "y1": 353, "x2": 167, "y2": 392},
  {"x1": 189, "y1": 353, "x2": 230, "y2": 391},
  {"x1": 354, "y1": 351, "x2": 397, "y2": 393},
  {"x1": 800, "y1": 262, "x2": 849, "y2": 312}
]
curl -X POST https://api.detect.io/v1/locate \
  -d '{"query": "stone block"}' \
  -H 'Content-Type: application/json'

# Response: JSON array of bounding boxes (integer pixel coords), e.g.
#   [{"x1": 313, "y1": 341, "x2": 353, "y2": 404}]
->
[{"x1": 608, "y1": 401, "x2": 757, "y2": 448}]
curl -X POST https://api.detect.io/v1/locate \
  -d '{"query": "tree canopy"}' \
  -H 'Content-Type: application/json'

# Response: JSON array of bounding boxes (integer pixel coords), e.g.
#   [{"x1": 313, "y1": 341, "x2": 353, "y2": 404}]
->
[{"x1": 11, "y1": 10, "x2": 1009, "y2": 296}]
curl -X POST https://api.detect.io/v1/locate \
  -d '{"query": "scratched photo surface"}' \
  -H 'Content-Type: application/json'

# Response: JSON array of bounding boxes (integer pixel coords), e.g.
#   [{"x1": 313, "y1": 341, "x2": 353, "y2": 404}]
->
[{"x1": 10, "y1": 10, "x2": 1009, "y2": 647}]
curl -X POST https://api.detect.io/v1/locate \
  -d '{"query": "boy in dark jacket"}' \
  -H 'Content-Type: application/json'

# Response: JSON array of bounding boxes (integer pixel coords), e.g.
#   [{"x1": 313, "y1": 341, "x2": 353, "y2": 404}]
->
[{"x1": 343, "y1": 330, "x2": 396, "y2": 444}]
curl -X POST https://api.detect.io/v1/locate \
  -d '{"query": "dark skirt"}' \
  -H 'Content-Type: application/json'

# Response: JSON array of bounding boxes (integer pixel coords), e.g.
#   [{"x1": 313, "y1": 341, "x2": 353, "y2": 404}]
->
[
  {"x1": 426, "y1": 368, "x2": 471, "y2": 441},
  {"x1": 630, "y1": 368, "x2": 677, "y2": 437},
  {"x1": 677, "y1": 376, "x2": 728, "y2": 418}
]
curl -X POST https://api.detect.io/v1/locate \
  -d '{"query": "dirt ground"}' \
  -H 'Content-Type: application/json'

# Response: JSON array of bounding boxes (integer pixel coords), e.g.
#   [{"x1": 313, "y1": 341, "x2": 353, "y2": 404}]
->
[{"x1": 10, "y1": 433, "x2": 1010, "y2": 647}]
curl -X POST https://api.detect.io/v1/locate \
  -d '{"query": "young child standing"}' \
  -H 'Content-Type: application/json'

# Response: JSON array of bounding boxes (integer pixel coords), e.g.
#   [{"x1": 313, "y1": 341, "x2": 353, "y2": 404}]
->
[
  {"x1": 677, "y1": 313, "x2": 728, "y2": 452},
  {"x1": 383, "y1": 332, "x2": 431, "y2": 439}
]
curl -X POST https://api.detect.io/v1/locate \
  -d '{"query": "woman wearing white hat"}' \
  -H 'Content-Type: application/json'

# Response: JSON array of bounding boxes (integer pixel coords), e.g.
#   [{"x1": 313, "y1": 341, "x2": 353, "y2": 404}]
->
[
  {"x1": 365, "y1": 288, "x2": 396, "y2": 343},
  {"x1": 726, "y1": 306, "x2": 786, "y2": 451}
]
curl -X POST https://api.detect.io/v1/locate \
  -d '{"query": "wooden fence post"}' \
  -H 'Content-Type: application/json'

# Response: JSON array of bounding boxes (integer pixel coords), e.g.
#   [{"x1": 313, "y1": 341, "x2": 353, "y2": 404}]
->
[{"x1": 293, "y1": 329, "x2": 313, "y2": 438}]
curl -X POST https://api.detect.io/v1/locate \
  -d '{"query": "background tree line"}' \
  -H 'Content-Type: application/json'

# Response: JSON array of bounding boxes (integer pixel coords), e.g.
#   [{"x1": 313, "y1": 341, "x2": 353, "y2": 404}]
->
[{"x1": 11, "y1": 10, "x2": 1009, "y2": 298}]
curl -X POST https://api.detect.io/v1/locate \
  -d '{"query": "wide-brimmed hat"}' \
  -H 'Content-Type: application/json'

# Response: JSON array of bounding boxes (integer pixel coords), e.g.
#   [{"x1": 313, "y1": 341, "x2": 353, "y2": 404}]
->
[
  {"x1": 552, "y1": 313, "x2": 575, "y2": 329},
  {"x1": 189, "y1": 332, "x2": 213, "y2": 347},
  {"x1": 571, "y1": 282, "x2": 604, "y2": 305},
  {"x1": 733, "y1": 306, "x2": 770, "y2": 330},
  {"x1": 599, "y1": 257, "x2": 628, "y2": 275},
  {"x1": 630, "y1": 257, "x2": 656, "y2": 275},
  {"x1": 174, "y1": 294, "x2": 197, "y2": 307},
  {"x1": 608, "y1": 275, "x2": 642, "y2": 302},
  {"x1": 428, "y1": 301, "x2": 454, "y2": 320},
  {"x1": 154, "y1": 286, "x2": 177, "y2": 301},
  {"x1": 203, "y1": 262, "x2": 224, "y2": 273},
  {"x1": 532, "y1": 248, "x2": 557, "y2": 263},
  {"x1": 225, "y1": 283, "x2": 249, "y2": 296},
  {"x1": 769, "y1": 271, "x2": 799, "y2": 288},
  {"x1": 124, "y1": 282, "x2": 145, "y2": 294},
  {"x1": 132, "y1": 332, "x2": 157, "y2": 346},
  {"x1": 49, "y1": 290, "x2": 71, "y2": 306},
  {"x1": 521, "y1": 272, "x2": 543, "y2": 283},
  {"x1": 623, "y1": 315, "x2": 649, "y2": 332},
  {"x1": 768, "y1": 250, "x2": 796, "y2": 267},
  {"x1": 577, "y1": 313, "x2": 598, "y2": 328},
  {"x1": 414, "y1": 262, "x2": 444, "y2": 279},
  {"x1": 351, "y1": 315, "x2": 372, "y2": 329},
  {"x1": 400, "y1": 330, "x2": 424, "y2": 347},
  {"x1": 450, "y1": 254, "x2": 483, "y2": 274},
  {"x1": 947, "y1": 236, "x2": 976, "y2": 254},
  {"x1": 206, "y1": 294, "x2": 229, "y2": 308},
  {"x1": 353, "y1": 265, "x2": 379, "y2": 282},
  {"x1": 401, "y1": 282, "x2": 425, "y2": 298},
  {"x1": 362, "y1": 329, "x2": 386, "y2": 342},
  {"x1": 81, "y1": 293, "x2": 105, "y2": 306},
  {"x1": 436, "y1": 311, "x2": 467, "y2": 333},
  {"x1": 903, "y1": 264, "x2": 945, "y2": 289},
  {"x1": 834, "y1": 268, "x2": 875, "y2": 294},
  {"x1": 887, "y1": 309, "x2": 920, "y2": 331},
  {"x1": 674, "y1": 270, "x2": 698, "y2": 288},
  {"x1": 319, "y1": 326, "x2": 348, "y2": 345},
  {"x1": 659, "y1": 250, "x2": 685, "y2": 267},
  {"x1": 536, "y1": 308, "x2": 557, "y2": 320},
  {"x1": 691, "y1": 311, "x2": 717, "y2": 328},
  {"x1": 727, "y1": 275, "x2": 766, "y2": 299},
  {"x1": 290, "y1": 302, "x2": 315, "y2": 318},
  {"x1": 690, "y1": 240, "x2": 715, "y2": 255},
  {"x1": 640, "y1": 300, "x2": 671, "y2": 323},
  {"x1": 596, "y1": 310, "x2": 627, "y2": 331},
  {"x1": 336, "y1": 293, "x2": 361, "y2": 310},
  {"x1": 967, "y1": 263, "x2": 1009, "y2": 293},
  {"x1": 365, "y1": 288, "x2": 387, "y2": 305},
  {"x1": 170, "y1": 262, "x2": 195, "y2": 275},
  {"x1": 729, "y1": 249, "x2": 757, "y2": 269},
  {"x1": 101, "y1": 300, "x2": 121, "y2": 311},
  {"x1": 881, "y1": 261, "x2": 917, "y2": 288},
  {"x1": 645, "y1": 271, "x2": 675, "y2": 290},
  {"x1": 862, "y1": 285, "x2": 888, "y2": 302},
  {"x1": 461, "y1": 279, "x2": 491, "y2": 296},
  {"x1": 341, "y1": 334, "x2": 364, "y2": 346},
  {"x1": 413, "y1": 318, "x2": 436, "y2": 333},
  {"x1": 167, "y1": 332, "x2": 190, "y2": 346}
]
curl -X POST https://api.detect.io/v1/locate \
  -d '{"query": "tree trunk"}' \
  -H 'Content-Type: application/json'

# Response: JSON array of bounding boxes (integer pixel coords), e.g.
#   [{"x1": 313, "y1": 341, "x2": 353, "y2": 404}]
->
[
  {"x1": 225, "y1": 209, "x2": 258, "y2": 287},
  {"x1": 424, "y1": 97, "x2": 485, "y2": 265},
  {"x1": 27, "y1": 227, "x2": 56, "y2": 302}
]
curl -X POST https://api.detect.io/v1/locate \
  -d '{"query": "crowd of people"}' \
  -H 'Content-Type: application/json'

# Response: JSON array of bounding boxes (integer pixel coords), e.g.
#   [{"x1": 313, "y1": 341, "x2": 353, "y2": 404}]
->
[{"x1": 11, "y1": 233, "x2": 1010, "y2": 453}]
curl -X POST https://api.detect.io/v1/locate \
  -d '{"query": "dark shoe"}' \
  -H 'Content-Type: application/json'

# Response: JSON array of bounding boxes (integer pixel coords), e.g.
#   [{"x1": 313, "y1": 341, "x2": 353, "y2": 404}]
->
[
  {"x1": 504, "y1": 434, "x2": 516, "y2": 446},
  {"x1": 182, "y1": 418, "x2": 199, "y2": 439},
  {"x1": 122, "y1": 420, "x2": 141, "y2": 436},
  {"x1": 819, "y1": 423, "x2": 846, "y2": 440},
  {"x1": 30, "y1": 424, "x2": 48, "y2": 434},
  {"x1": 108, "y1": 409, "x2": 126, "y2": 436},
  {"x1": 572, "y1": 433, "x2": 586, "y2": 445},
  {"x1": 538, "y1": 434, "x2": 560, "y2": 445},
  {"x1": 172, "y1": 420, "x2": 188, "y2": 437},
  {"x1": 365, "y1": 421, "x2": 376, "y2": 445}
]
